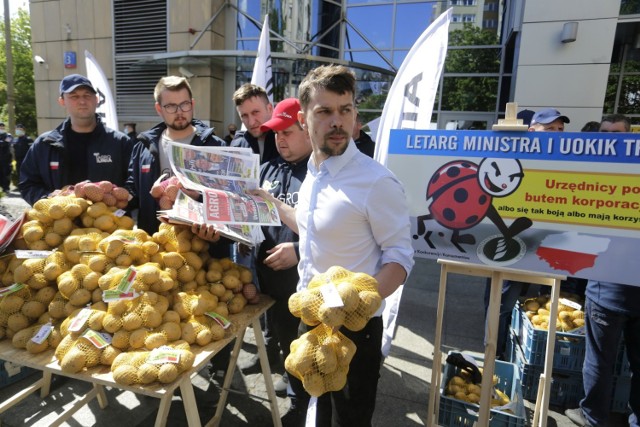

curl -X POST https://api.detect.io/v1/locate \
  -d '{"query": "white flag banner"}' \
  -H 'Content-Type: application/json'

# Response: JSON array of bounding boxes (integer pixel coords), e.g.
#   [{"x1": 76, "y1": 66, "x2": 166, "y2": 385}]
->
[
  {"x1": 376, "y1": 9, "x2": 451, "y2": 357},
  {"x1": 85, "y1": 50, "x2": 118, "y2": 131},
  {"x1": 251, "y1": 14, "x2": 274, "y2": 103},
  {"x1": 374, "y1": 8, "x2": 451, "y2": 166}
]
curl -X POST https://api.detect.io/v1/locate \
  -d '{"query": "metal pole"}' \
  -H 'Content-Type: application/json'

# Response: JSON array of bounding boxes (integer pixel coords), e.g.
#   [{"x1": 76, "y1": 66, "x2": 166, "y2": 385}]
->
[{"x1": 3, "y1": 0, "x2": 16, "y2": 133}]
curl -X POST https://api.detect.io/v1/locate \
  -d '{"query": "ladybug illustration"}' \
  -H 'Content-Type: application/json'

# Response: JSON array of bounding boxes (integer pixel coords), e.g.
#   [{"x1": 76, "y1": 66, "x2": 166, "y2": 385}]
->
[{"x1": 415, "y1": 158, "x2": 531, "y2": 252}]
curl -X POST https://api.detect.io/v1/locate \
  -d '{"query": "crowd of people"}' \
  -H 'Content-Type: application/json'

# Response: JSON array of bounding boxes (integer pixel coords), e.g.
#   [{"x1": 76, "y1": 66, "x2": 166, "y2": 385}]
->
[{"x1": 1, "y1": 68, "x2": 637, "y2": 427}]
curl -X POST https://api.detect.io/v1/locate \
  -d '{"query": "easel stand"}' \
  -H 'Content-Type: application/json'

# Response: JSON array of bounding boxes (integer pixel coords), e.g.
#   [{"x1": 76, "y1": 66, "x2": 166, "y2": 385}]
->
[{"x1": 426, "y1": 259, "x2": 565, "y2": 427}]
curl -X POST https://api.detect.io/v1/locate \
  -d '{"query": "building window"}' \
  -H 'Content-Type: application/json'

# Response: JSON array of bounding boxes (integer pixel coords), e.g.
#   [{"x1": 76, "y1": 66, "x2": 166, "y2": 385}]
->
[
  {"x1": 451, "y1": 0, "x2": 477, "y2": 5},
  {"x1": 483, "y1": 19, "x2": 497, "y2": 28},
  {"x1": 463, "y1": 14, "x2": 476, "y2": 23},
  {"x1": 452, "y1": 14, "x2": 462, "y2": 22}
]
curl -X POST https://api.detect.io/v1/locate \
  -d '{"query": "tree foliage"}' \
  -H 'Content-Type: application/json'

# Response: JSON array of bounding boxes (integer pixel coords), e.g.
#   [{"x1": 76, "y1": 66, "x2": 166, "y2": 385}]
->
[
  {"x1": 0, "y1": 8, "x2": 35, "y2": 134},
  {"x1": 441, "y1": 23, "x2": 500, "y2": 112}
]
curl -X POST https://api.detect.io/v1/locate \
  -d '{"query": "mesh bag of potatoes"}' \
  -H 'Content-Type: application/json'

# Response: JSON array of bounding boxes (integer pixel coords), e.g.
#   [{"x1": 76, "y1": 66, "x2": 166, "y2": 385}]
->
[
  {"x1": 54, "y1": 332, "x2": 122, "y2": 373},
  {"x1": 79, "y1": 201, "x2": 135, "y2": 233},
  {"x1": 288, "y1": 266, "x2": 382, "y2": 331},
  {"x1": 0, "y1": 283, "x2": 33, "y2": 340},
  {"x1": 61, "y1": 228, "x2": 110, "y2": 265},
  {"x1": 110, "y1": 341, "x2": 195, "y2": 386},
  {"x1": 152, "y1": 223, "x2": 209, "y2": 254},
  {"x1": 12, "y1": 322, "x2": 62, "y2": 354},
  {"x1": 13, "y1": 251, "x2": 70, "y2": 291},
  {"x1": 73, "y1": 180, "x2": 131, "y2": 209},
  {"x1": 521, "y1": 293, "x2": 585, "y2": 332},
  {"x1": 179, "y1": 314, "x2": 227, "y2": 347},
  {"x1": 97, "y1": 229, "x2": 158, "y2": 268},
  {"x1": 285, "y1": 323, "x2": 356, "y2": 397},
  {"x1": 21, "y1": 196, "x2": 89, "y2": 250},
  {"x1": 102, "y1": 291, "x2": 169, "y2": 336},
  {"x1": 56, "y1": 264, "x2": 104, "y2": 310}
]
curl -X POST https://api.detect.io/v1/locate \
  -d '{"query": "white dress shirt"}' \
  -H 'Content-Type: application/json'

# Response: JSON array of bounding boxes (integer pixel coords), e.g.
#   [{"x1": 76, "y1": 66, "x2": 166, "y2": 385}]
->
[{"x1": 296, "y1": 141, "x2": 414, "y2": 293}]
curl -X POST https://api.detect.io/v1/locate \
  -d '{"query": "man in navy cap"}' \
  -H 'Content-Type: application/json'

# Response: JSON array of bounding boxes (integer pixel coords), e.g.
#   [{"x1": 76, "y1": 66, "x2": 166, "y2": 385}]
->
[
  {"x1": 528, "y1": 107, "x2": 570, "y2": 132},
  {"x1": 19, "y1": 74, "x2": 132, "y2": 205}
]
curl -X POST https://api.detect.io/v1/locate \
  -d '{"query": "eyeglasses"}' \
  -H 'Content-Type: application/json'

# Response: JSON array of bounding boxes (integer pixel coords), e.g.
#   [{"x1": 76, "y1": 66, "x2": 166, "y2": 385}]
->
[{"x1": 161, "y1": 100, "x2": 193, "y2": 114}]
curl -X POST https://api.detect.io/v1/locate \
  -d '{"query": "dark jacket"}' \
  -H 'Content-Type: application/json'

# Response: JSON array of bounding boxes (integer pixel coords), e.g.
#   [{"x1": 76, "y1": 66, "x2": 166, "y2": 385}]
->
[
  {"x1": 255, "y1": 155, "x2": 309, "y2": 300},
  {"x1": 355, "y1": 130, "x2": 376, "y2": 158},
  {"x1": 230, "y1": 129, "x2": 279, "y2": 164},
  {"x1": 125, "y1": 119, "x2": 226, "y2": 234},
  {"x1": 0, "y1": 132, "x2": 11, "y2": 166},
  {"x1": 19, "y1": 115, "x2": 132, "y2": 206},
  {"x1": 13, "y1": 135, "x2": 34, "y2": 163}
]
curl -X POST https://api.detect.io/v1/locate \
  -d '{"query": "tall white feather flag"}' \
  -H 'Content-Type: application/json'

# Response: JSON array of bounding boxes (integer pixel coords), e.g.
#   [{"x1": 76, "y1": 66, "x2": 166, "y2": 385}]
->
[
  {"x1": 376, "y1": 9, "x2": 452, "y2": 357},
  {"x1": 85, "y1": 50, "x2": 119, "y2": 131},
  {"x1": 251, "y1": 14, "x2": 274, "y2": 103},
  {"x1": 374, "y1": 8, "x2": 451, "y2": 165}
]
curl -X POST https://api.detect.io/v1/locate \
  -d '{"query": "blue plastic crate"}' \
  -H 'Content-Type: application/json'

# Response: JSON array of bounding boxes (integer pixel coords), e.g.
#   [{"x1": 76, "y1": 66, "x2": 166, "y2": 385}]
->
[
  {"x1": 438, "y1": 353, "x2": 526, "y2": 427},
  {"x1": 507, "y1": 330, "x2": 631, "y2": 412},
  {"x1": 0, "y1": 359, "x2": 37, "y2": 389},
  {"x1": 510, "y1": 303, "x2": 585, "y2": 372},
  {"x1": 506, "y1": 330, "x2": 584, "y2": 407}
]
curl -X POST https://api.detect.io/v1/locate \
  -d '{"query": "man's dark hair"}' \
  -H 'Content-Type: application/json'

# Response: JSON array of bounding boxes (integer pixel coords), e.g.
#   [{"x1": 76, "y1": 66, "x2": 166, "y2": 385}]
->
[
  {"x1": 601, "y1": 114, "x2": 630, "y2": 132},
  {"x1": 581, "y1": 121, "x2": 600, "y2": 132},
  {"x1": 298, "y1": 64, "x2": 356, "y2": 111}
]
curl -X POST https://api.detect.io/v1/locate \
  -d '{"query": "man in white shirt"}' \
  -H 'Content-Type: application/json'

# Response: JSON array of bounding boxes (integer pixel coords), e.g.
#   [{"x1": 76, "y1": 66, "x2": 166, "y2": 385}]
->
[{"x1": 254, "y1": 64, "x2": 414, "y2": 426}]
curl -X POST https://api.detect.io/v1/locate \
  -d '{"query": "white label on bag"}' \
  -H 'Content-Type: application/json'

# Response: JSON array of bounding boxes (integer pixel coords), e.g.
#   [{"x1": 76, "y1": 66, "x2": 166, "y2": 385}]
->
[{"x1": 320, "y1": 283, "x2": 343, "y2": 308}]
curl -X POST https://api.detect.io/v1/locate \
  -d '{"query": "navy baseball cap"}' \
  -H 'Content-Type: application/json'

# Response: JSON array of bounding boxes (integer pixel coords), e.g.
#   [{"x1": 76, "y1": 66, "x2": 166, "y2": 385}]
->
[
  {"x1": 59, "y1": 74, "x2": 96, "y2": 95},
  {"x1": 530, "y1": 108, "x2": 570, "y2": 125}
]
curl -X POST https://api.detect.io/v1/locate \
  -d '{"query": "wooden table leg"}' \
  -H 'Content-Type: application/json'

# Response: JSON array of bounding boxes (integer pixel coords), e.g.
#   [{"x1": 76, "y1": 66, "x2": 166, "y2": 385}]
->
[
  {"x1": 154, "y1": 390, "x2": 173, "y2": 427},
  {"x1": 179, "y1": 376, "x2": 202, "y2": 427},
  {"x1": 206, "y1": 329, "x2": 246, "y2": 427},
  {"x1": 95, "y1": 384, "x2": 109, "y2": 409},
  {"x1": 252, "y1": 317, "x2": 281, "y2": 427},
  {"x1": 40, "y1": 371, "x2": 52, "y2": 398}
]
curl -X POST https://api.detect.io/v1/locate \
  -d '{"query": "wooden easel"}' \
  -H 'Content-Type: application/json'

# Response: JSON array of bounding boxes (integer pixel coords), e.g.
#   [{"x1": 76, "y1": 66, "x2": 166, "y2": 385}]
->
[{"x1": 426, "y1": 259, "x2": 565, "y2": 427}]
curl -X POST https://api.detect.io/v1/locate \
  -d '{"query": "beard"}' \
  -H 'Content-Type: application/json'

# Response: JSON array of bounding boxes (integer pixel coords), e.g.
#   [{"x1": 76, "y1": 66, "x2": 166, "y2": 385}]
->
[
  {"x1": 167, "y1": 116, "x2": 191, "y2": 131},
  {"x1": 319, "y1": 129, "x2": 350, "y2": 157}
]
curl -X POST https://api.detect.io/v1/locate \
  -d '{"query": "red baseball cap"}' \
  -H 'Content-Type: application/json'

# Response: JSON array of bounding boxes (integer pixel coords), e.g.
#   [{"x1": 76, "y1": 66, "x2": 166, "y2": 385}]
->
[{"x1": 260, "y1": 98, "x2": 301, "y2": 132}]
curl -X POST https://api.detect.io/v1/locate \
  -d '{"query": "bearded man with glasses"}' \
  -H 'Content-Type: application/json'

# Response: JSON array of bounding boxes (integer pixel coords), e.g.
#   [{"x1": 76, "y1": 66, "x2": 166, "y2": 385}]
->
[{"x1": 125, "y1": 76, "x2": 227, "y2": 234}]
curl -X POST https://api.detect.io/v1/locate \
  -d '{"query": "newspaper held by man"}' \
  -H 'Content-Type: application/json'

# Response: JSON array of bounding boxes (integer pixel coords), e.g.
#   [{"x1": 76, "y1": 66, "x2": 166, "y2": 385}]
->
[
  {"x1": 157, "y1": 140, "x2": 278, "y2": 246},
  {"x1": 0, "y1": 212, "x2": 26, "y2": 254},
  {"x1": 163, "y1": 191, "x2": 263, "y2": 247}
]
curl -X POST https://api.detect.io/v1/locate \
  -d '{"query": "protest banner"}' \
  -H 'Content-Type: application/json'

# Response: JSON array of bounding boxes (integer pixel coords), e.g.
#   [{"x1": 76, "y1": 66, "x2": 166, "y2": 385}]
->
[{"x1": 387, "y1": 129, "x2": 640, "y2": 286}]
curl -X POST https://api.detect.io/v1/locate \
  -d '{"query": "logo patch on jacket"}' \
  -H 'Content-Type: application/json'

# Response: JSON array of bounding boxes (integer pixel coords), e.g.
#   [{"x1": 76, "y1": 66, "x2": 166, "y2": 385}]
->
[
  {"x1": 49, "y1": 161, "x2": 59, "y2": 170},
  {"x1": 93, "y1": 153, "x2": 113, "y2": 163},
  {"x1": 141, "y1": 164, "x2": 151, "y2": 173}
]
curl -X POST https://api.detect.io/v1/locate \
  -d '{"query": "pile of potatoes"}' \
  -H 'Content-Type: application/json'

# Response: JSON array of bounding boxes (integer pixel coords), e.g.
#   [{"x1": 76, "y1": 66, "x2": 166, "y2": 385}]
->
[
  {"x1": 285, "y1": 324, "x2": 356, "y2": 397},
  {"x1": 521, "y1": 293, "x2": 585, "y2": 332},
  {"x1": 0, "y1": 194, "x2": 263, "y2": 385},
  {"x1": 288, "y1": 266, "x2": 382, "y2": 331},
  {"x1": 445, "y1": 370, "x2": 511, "y2": 408},
  {"x1": 110, "y1": 340, "x2": 195, "y2": 385}
]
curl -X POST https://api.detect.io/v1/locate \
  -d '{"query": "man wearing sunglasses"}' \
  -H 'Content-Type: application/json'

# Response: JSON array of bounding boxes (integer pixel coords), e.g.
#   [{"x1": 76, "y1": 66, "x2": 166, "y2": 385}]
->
[{"x1": 126, "y1": 75, "x2": 226, "y2": 234}]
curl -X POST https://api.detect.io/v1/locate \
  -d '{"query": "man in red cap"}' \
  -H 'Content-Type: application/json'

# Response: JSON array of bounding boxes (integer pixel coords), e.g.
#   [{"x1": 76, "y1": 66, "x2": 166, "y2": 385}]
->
[{"x1": 256, "y1": 98, "x2": 312, "y2": 418}]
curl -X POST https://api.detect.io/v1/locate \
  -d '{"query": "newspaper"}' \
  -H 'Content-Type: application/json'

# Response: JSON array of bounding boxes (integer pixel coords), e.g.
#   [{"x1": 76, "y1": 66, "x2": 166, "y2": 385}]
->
[
  {"x1": 0, "y1": 212, "x2": 26, "y2": 255},
  {"x1": 158, "y1": 140, "x2": 280, "y2": 246},
  {"x1": 163, "y1": 191, "x2": 264, "y2": 247}
]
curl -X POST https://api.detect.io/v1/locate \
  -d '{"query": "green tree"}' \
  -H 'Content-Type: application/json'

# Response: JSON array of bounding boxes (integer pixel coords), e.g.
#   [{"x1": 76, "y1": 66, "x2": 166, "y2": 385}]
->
[
  {"x1": 0, "y1": 8, "x2": 35, "y2": 134},
  {"x1": 441, "y1": 23, "x2": 500, "y2": 112}
]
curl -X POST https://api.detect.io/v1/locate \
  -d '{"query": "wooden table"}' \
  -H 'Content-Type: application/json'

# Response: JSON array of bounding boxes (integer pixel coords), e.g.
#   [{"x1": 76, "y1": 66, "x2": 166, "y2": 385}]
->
[{"x1": 0, "y1": 296, "x2": 281, "y2": 427}]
